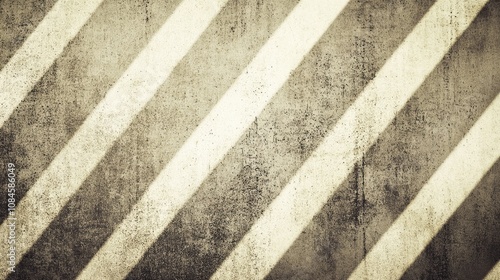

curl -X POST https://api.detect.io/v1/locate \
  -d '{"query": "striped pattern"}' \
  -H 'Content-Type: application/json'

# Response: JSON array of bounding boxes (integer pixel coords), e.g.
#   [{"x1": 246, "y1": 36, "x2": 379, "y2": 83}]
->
[
  {"x1": 78, "y1": 0, "x2": 350, "y2": 278},
  {"x1": 0, "y1": 0, "x2": 104, "y2": 128},
  {"x1": 349, "y1": 92, "x2": 500, "y2": 280},
  {"x1": 1, "y1": 0, "x2": 498, "y2": 279},
  {"x1": 1, "y1": 1, "x2": 229, "y2": 277}
]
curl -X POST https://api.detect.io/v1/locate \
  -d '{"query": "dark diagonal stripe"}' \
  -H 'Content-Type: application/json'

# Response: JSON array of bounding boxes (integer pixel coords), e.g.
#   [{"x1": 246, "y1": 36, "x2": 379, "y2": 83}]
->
[
  {"x1": 0, "y1": 0, "x2": 104, "y2": 128},
  {"x1": 215, "y1": 0, "x2": 489, "y2": 277},
  {"x1": 401, "y1": 159, "x2": 500, "y2": 280},
  {"x1": 125, "y1": 0, "x2": 443, "y2": 279},
  {"x1": 265, "y1": 1, "x2": 500, "y2": 279},
  {"x1": 81, "y1": 0, "x2": 351, "y2": 277},
  {"x1": 2, "y1": 0, "x2": 233, "y2": 275},
  {"x1": 10, "y1": 1, "x2": 300, "y2": 279},
  {"x1": 485, "y1": 261, "x2": 500, "y2": 280},
  {"x1": 0, "y1": 0, "x2": 181, "y2": 224},
  {"x1": 0, "y1": 0, "x2": 57, "y2": 68},
  {"x1": 349, "y1": 92, "x2": 500, "y2": 279}
]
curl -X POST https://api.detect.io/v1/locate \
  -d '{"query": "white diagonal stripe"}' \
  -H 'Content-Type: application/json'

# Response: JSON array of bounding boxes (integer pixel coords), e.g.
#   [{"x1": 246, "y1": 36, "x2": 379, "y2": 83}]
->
[
  {"x1": 0, "y1": 0, "x2": 103, "y2": 129},
  {"x1": 211, "y1": 0, "x2": 489, "y2": 279},
  {"x1": 77, "y1": 0, "x2": 350, "y2": 279},
  {"x1": 484, "y1": 261, "x2": 500, "y2": 280},
  {"x1": 0, "y1": 0, "x2": 228, "y2": 278},
  {"x1": 349, "y1": 92, "x2": 500, "y2": 280}
]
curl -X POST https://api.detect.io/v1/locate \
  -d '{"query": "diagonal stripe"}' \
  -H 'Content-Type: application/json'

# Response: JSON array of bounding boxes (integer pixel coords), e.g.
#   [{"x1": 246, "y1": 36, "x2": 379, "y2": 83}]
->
[
  {"x1": 8, "y1": 1, "x2": 301, "y2": 279},
  {"x1": 0, "y1": 0, "x2": 103, "y2": 129},
  {"x1": 0, "y1": 0, "x2": 57, "y2": 69},
  {"x1": 0, "y1": 0, "x2": 183, "y2": 225},
  {"x1": 210, "y1": 0, "x2": 489, "y2": 278},
  {"x1": 400, "y1": 157, "x2": 500, "y2": 280},
  {"x1": 349, "y1": 92, "x2": 500, "y2": 280},
  {"x1": 77, "y1": 0, "x2": 350, "y2": 278},
  {"x1": 266, "y1": 1, "x2": 500, "y2": 277},
  {"x1": 485, "y1": 261, "x2": 500, "y2": 280},
  {"x1": 0, "y1": 0, "x2": 228, "y2": 278}
]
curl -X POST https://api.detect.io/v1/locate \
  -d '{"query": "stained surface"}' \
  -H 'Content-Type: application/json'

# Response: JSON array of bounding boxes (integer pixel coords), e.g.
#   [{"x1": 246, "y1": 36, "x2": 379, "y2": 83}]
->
[{"x1": 0, "y1": 0, "x2": 499, "y2": 279}]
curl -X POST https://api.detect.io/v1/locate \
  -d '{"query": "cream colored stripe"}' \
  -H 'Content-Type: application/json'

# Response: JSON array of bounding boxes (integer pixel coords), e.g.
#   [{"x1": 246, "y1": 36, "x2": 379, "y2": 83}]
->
[
  {"x1": 211, "y1": 0, "x2": 489, "y2": 279},
  {"x1": 0, "y1": 0, "x2": 228, "y2": 278},
  {"x1": 77, "y1": 0, "x2": 350, "y2": 279},
  {"x1": 349, "y1": 92, "x2": 500, "y2": 280},
  {"x1": 484, "y1": 261, "x2": 500, "y2": 280},
  {"x1": 0, "y1": 0, "x2": 103, "y2": 128}
]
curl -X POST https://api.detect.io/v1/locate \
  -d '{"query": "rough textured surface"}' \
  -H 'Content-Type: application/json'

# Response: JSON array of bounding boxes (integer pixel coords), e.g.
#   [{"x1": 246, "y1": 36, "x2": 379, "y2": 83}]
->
[{"x1": 0, "y1": 0, "x2": 499, "y2": 279}]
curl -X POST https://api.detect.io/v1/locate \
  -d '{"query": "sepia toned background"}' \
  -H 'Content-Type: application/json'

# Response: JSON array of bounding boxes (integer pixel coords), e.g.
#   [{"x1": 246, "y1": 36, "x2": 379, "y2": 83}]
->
[{"x1": 0, "y1": 0, "x2": 499, "y2": 279}]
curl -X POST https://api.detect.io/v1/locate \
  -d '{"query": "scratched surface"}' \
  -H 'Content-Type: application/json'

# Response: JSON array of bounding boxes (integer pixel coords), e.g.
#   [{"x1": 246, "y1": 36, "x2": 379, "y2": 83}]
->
[{"x1": 0, "y1": 0, "x2": 499, "y2": 279}]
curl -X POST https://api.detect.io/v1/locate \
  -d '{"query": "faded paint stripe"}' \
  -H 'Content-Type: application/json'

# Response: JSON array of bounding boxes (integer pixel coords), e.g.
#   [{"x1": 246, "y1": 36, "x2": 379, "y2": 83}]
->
[
  {"x1": 77, "y1": 0, "x2": 350, "y2": 279},
  {"x1": 0, "y1": 0, "x2": 228, "y2": 278},
  {"x1": 485, "y1": 261, "x2": 500, "y2": 280},
  {"x1": 349, "y1": 92, "x2": 500, "y2": 280},
  {"x1": 0, "y1": 0, "x2": 103, "y2": 128},
  {"x1": 211, "y1": 0, "x2": 489, "y2": 279}
]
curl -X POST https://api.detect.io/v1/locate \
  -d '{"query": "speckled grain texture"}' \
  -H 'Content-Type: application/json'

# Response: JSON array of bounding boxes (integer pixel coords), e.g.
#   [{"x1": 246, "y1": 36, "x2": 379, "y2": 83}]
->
[{"x1": 1, "y1": 0, "x2": 499, "y2": 279}]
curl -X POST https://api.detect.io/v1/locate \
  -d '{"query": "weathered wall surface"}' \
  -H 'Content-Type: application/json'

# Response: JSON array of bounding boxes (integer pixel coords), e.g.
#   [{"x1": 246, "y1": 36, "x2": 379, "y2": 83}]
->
[{"x1": 0, "y1": 0, "x2": 498, "y2": 279}]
